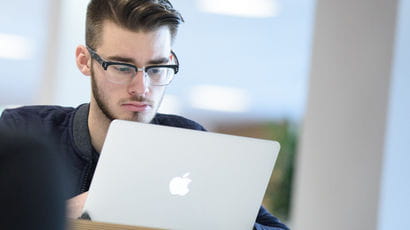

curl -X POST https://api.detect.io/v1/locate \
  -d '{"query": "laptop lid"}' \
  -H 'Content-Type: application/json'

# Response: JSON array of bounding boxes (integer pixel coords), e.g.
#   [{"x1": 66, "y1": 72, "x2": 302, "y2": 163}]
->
[{"x1": 83, "y1": 120, "x2": 280, "y2": 230}]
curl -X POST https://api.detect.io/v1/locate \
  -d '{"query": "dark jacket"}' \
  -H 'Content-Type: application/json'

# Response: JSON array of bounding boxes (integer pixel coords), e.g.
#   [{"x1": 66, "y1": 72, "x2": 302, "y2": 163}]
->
[{"x1": 0, "y1": 104, "x2": 289, "y2": 230}]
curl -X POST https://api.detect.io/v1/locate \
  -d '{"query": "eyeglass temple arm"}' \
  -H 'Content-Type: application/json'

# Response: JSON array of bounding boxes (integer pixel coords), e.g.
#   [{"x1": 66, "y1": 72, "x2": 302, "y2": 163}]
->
[{"x1": 171, "y1": 50, "x2": 179, "y2": 74}]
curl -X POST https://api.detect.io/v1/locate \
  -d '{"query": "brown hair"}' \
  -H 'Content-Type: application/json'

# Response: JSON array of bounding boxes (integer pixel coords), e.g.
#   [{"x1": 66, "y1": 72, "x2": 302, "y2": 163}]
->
[{"x1": 85, "y1": 0, "x2": 184, "y2": 49}]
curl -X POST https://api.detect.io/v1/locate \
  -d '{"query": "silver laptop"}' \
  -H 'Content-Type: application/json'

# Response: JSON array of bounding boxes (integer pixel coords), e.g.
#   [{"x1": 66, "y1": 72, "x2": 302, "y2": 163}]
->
[{"x1": 83, "y1": 120, "x2": 280, "y2": 230}]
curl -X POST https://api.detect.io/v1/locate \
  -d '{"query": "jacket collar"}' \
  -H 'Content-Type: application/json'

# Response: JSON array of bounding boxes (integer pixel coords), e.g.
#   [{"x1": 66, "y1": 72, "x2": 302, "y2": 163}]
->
[{"x1": 72, "y1": 103, "x2": 95, "y2": 161}]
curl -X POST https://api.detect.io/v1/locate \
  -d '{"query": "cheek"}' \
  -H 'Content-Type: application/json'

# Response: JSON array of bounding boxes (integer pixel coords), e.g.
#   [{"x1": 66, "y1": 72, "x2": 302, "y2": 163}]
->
[
  {"x1": 149, "y1": 86, "x2": 166, "y2": 100},
  {"x1": 96, "y1": 81, "x2": 128, "y2": 105},
  {"x1": 150, "y1": 86, "x2": 165, "y2": 97},
  {"x1": 106, "y1": 83, "x2": 123, "y2": 92},
  {"x1": 98, "y1": 77, "x2": 126, "y2": 94}
]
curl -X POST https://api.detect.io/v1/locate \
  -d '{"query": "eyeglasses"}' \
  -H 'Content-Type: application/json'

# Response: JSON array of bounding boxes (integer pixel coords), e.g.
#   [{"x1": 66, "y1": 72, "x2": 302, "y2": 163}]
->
[{"x1": 87, "y1": 46, "x2": 179, "y2": 86}]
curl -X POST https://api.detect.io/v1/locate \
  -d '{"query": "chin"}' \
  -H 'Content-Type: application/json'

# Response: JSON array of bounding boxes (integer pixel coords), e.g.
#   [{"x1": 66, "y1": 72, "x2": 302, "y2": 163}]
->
[
  {"x1": 120, "y1": 111, "x2": 155, "y2": 124},
  {"x1": 139, "y1": 112, "x2": 156, "y2": 123}
]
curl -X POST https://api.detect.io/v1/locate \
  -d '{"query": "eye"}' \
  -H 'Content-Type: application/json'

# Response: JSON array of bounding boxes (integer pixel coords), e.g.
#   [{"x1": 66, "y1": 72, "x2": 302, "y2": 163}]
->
[
  {"x1": 112, "y1": 65, "x2": 133, "y2": 74},
  {"x1": 147, "y1": 67, "x2": 164, "y2": 75}
]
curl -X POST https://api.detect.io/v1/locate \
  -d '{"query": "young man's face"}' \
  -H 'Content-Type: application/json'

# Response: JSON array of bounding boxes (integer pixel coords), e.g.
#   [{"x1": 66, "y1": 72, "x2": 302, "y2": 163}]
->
[{"x1": 90, "y1": 21, "x2": 172, "y2": 123}]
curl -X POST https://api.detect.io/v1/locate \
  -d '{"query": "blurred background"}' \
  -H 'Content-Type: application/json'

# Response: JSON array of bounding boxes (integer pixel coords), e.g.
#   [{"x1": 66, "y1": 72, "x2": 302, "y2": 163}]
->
[{"x1": 0, "y1": 0, "x2": 408, "y2": 229}]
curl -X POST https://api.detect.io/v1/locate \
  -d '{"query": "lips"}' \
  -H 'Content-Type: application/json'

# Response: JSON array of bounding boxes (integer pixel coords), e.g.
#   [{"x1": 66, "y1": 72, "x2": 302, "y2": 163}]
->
[{"x1": 121, "y1": 102, "x2": 151, "y2": 112}]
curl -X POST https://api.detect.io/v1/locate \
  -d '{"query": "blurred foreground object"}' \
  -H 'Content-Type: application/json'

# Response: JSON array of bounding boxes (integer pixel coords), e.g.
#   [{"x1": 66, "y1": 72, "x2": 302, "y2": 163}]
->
[{"x1": 0, "y1": 130, "x2": 67, "y2": 230}]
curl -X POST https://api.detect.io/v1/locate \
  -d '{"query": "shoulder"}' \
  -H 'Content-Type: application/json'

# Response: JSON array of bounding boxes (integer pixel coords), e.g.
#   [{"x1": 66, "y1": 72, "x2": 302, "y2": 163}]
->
[
  {"x1": 1, "y1": 105, "x2": 76, "y2": 122},
  {"x1": 2, "y1": 105, "x2": 76, "y2": 117},
  {"x1": 152, "y1": 113, "x2": 207, "y2": 131},
  {"x1": 0, "y1": 105, "x2": 78, "y2": 130}
]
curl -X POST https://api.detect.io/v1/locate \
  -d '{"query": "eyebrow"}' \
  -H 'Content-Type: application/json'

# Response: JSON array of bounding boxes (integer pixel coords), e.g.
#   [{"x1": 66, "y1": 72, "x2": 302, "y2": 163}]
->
[{"x1": 106, "y1": 55, "x2": 169, "y2": 65}]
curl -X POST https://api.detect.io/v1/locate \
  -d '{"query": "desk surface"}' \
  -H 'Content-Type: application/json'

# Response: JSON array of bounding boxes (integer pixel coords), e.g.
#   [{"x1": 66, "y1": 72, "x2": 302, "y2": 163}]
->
[{"x1": 70, "y1": 219, "x2": 165, "y2": 230}]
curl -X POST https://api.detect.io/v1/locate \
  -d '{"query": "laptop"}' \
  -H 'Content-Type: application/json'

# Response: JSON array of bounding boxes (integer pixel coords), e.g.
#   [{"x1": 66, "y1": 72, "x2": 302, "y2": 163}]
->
[{"x1": 83, "y1": 120, "x2": 280, "y2": 230}]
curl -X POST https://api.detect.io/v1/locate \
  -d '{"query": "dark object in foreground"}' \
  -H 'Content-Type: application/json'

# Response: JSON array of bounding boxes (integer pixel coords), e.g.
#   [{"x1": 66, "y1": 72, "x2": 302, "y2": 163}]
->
[{"x1": 0, "y1": 130, "x2": 67, "y2": 230}]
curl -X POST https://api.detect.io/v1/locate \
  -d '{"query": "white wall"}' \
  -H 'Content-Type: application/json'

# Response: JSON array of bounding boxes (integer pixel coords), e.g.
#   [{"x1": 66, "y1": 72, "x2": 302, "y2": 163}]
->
[
  {"x1": 52, "y1": 0, "x2": 89, "y2": 106},
  {"x1": 378, "y1": 0, "x2": 410, "y2": 229},
  {"x1": 0, "y1": 0, "x2": 51, "y2": 105},
  {"x1": 291, "y1": 0, "x2": 402, "y2": 229}
]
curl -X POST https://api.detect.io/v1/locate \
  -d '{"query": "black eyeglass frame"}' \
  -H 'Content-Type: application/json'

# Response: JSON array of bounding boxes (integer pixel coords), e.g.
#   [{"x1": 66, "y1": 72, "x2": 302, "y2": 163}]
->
[{"x1": 86, "y1": 46, "x2": 179, "y2": 85}]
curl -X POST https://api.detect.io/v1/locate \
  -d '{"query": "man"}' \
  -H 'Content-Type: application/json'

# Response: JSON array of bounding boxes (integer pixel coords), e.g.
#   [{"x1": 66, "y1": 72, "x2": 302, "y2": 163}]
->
[{"x1": 0, "y1": 0, "x2": 289, "y2": 229}]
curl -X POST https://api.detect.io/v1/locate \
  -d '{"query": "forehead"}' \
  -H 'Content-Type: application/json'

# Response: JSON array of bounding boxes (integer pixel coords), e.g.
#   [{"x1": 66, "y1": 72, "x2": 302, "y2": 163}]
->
[{"x1": 98, "y1": 20, "x2": 172, "y2": 61}]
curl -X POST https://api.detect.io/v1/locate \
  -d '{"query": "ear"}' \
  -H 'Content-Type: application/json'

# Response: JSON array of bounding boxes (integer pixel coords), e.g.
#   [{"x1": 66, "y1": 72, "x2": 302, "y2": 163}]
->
[
  {"x1": 169, "y1": 51, "x2": 174, "y2": 62},
  {"x1": 75, "y1": 45, "x2": 92, "y2": 76}
]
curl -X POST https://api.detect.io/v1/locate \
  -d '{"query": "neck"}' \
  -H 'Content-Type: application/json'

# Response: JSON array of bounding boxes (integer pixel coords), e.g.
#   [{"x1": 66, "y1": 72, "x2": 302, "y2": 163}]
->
[{"x1": 88, "y1": 101, "x2": 111, "y2": 153}]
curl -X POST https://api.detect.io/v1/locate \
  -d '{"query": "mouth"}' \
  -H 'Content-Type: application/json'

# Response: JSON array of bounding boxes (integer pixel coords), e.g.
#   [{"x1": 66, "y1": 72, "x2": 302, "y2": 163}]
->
[{"x1": 121, "y1": 101, "x2": 151, "y2": 112}]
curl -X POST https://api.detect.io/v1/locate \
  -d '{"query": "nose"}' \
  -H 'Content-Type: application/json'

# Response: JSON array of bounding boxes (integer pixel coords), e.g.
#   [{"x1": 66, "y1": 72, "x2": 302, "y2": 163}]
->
[{"x1": 127, "y1": 70, "x2": 149, "y2": 96}]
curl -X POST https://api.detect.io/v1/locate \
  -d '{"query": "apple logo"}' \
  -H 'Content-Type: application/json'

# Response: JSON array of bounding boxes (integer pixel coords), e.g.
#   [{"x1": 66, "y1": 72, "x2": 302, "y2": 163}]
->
[{"x1": 169, "y1": 172, "x2": 192, "y2": 196}]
